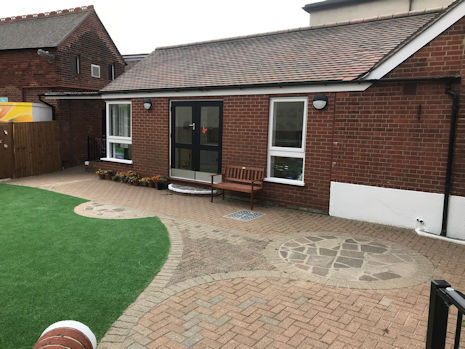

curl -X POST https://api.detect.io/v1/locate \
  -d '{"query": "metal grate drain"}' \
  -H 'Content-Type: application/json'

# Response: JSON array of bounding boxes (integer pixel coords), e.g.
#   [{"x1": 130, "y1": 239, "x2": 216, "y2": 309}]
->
[{"x1": 225, "y1": 210, "x2": 263, "y2": 222}]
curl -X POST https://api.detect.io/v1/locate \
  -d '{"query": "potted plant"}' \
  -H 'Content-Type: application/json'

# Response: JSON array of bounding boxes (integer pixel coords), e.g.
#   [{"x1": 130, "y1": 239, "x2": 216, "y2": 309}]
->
[
  {"x1": 104, "y1": 169, "x2": 114, "y2": 180},
  {"x1": 127, "y1": 170, "x2": 139, "y2": 186},
  {"x1": 154, "y1": 175, "x2": 168, "y2": 190},
  {"x1": 148, "y1": 176, "x2": 157, "y2": 188},
  {"x1": 116, "y1": 171, "x2": 127, "y2": 182},
  {"x1": 128, "y1": 176, "x2": 139, "y2": 186},
  {"x1": 139, "y1": 177, "x2": 151, "y2": 187},
  {"x1": 96, "y1": 169, "x2": 105, "y2": 179}
]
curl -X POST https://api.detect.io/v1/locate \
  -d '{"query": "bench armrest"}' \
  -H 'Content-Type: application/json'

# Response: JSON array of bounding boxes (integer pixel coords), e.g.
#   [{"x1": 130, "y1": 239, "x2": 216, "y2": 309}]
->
[{"x1": 211, "y1": 173, "x2": 222, "y2": 185}]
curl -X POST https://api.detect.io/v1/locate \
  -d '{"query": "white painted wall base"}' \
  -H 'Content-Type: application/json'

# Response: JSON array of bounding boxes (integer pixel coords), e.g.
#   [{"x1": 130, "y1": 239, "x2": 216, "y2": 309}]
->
[{"x1": 329, "y1": 182, "x2": 465, "y2": 241}]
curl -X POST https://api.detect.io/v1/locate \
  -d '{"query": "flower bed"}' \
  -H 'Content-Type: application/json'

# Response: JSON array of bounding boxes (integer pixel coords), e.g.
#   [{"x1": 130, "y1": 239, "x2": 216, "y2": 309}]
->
[{"x1": 96, "y1": 170, "x2": 169, "y2": 190}]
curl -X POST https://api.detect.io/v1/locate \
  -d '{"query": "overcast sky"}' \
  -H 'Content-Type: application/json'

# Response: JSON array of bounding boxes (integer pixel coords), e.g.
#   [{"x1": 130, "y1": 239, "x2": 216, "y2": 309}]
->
[{"x1": 1, "y1": 1, "x2": 321, "y2": 55}]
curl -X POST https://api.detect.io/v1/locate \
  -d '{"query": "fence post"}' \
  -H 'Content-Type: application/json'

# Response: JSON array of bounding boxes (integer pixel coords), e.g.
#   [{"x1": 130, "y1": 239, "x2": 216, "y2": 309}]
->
[{"x1": 426, "y1": 280, "x2": 451, "y2": 349}]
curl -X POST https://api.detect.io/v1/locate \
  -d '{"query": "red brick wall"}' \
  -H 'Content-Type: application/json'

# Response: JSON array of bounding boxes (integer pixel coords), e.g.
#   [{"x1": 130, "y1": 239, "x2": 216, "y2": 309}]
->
[
  {"x1": 338, "y1": 16, "x2": 465, "y2": 198},
  {"x1": 0, "y1": 49, "x2": 60, "y2": 101},
  {"x1": 57, "y1": 11, "x2": 125, "y2": 89},
  {"x1": 331, "y1": 82, "x2": 451, "y2": 194},
  {"x1": 57, "y1": 99, "x2": 105, "y2": 167}
]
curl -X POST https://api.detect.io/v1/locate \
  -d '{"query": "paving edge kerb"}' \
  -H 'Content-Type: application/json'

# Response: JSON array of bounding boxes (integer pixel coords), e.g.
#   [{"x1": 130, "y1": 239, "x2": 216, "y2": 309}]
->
[{"x1": 97, "y1": 215, "x2": 184, "y2": 348}]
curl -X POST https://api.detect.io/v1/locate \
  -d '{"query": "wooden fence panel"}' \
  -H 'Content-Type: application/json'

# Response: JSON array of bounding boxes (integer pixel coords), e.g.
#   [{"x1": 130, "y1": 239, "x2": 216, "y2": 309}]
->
[
  {"x1": 0, "y1": 123, "x2": 14, "y2": 178},
  {"x1": 13, "y1": 122, "x2": 61, "y2": 178},
  {"x1": 0, "y1": 121, "x2": 61, "y2": 179}
]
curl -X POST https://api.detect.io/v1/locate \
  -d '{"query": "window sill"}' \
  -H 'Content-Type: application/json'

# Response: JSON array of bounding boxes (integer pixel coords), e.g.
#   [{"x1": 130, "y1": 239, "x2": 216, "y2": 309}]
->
[
  {"x1": 100, "y1": 157, "x2": 133, "y2": 165},
  {"x1": 264, "y1": 177, "x2": 305, "y2": 186}
]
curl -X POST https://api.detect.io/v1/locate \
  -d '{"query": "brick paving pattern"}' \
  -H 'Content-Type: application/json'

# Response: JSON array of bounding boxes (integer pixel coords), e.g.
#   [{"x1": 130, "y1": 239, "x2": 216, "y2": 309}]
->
[{"x1": 7, "y1": 167, "x2": 465, "y2": 348}]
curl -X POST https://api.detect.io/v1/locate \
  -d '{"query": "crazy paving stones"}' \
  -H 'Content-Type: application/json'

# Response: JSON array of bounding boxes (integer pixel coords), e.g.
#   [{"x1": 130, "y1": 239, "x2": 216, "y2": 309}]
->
[{"x1": 276, "y1": 232, "x2": 433, "y2": 289}]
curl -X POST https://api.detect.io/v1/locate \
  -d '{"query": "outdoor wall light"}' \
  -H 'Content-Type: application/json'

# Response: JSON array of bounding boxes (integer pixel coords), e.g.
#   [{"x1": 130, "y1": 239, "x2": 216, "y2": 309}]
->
[
  {"x1": 143, "y1": 98, "x2": 152, "y2": 110},
  {"x1": 312, "y1": 94, "x2": 328, "y2": 110}
]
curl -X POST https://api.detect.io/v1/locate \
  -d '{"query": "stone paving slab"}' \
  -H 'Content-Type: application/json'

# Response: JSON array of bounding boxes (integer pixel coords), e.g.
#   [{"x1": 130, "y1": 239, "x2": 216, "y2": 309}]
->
[
  {"x1": 266, "y1": 232, "x2": 433, "y2": 290},
  {"x1": 75, "y1": 201, "x2": 156, "y2": 219},
  {"x1": 7, "y1": 167, "x2": 465, "y2": 348}
]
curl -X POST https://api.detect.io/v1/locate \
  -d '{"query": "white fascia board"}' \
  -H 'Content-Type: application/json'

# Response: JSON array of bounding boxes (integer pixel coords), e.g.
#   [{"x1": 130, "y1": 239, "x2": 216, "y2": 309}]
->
[
  {"x1": 43, "y1": 83, "x2": 372, "y2": 100},
  {"x1": 44, "y1": 95, "x2": 102, "y2": 100},
  {"x1": 365, "y1": 2, "x2": 465, "y2": 80},
  {"x1": 101, "y1": 82, "x2": 372, "y2": 99}
]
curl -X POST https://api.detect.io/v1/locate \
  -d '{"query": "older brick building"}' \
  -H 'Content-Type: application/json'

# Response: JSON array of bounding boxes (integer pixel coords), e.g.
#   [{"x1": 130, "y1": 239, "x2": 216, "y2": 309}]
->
[
  {"x1": 0, "y1": 5, "x2": 125, "y2": 166},
  {"x1": 49, "y1": 1, "x2": 465, "y2": 240}
]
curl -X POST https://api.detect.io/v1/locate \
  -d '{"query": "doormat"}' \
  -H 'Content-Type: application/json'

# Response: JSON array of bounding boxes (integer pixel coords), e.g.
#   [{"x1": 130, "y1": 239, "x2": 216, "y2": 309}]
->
[{"x1": 225, "y1": 210, "x2": 264, "y2": 222}]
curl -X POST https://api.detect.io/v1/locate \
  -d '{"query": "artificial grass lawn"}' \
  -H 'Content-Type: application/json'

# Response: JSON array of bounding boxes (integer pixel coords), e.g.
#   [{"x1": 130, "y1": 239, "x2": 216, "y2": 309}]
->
[{"x1": 0, "y1": 184, "x2": 170, "y2": 349}]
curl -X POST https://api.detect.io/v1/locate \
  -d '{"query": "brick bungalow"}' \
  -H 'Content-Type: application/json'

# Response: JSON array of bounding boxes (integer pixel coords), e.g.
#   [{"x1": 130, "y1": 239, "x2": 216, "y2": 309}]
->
[
  {"x1": 48, "y1": 1, "x2": 465, "y2": 240},
  {"x1": 0, "y1": 6, "x2": 126, "y2": 166}
]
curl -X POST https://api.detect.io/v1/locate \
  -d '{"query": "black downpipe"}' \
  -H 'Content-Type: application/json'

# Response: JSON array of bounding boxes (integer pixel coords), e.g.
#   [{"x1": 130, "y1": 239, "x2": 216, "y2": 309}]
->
[
  {"x1": 38, "y1": 94, "x2": 56, "y2": 121},
  {"x1": 441, "y1": 85, "x2": 459, "y2": 237}
]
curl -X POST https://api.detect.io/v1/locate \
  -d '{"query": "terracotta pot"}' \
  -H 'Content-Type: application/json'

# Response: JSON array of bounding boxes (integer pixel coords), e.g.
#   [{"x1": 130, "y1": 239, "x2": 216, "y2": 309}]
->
[
  {"x1": 148, "y1": 181, "x2": 155, "y2": 188},
  {"x1": 105, "y1": 174, "x2": 112, "y2": 180},
  {"x1": 98, "y1": 174, "x2": 105, "y2": 179}
]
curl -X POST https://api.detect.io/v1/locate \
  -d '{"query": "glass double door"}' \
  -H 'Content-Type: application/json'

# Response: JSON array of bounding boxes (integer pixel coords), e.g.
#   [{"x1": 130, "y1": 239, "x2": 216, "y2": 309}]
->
[{"x1": 171, "y1": 101, "x2": 222, "y2": 182}]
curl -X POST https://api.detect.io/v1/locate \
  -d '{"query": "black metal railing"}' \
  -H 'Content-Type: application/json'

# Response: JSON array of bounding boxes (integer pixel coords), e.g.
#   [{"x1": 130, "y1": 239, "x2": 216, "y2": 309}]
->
[
  {"x1": 87, "y1": 136, "x2": 106, "y2": 161},
  {"x1": 426, "y1": 280, "x2": 465, "y2": 349}
]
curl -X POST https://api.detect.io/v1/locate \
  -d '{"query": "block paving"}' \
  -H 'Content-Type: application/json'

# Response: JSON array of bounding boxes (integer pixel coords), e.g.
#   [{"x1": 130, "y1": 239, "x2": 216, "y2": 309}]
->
[{"x1": 7, "y1": 167, "x2": 465, "y2": 348}]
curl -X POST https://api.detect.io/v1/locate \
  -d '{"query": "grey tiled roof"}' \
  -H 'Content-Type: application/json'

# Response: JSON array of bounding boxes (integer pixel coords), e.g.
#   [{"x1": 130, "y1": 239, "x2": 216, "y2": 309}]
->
[
  {"x1": 102, "y1": 11, "x2": 439, "y2": 93},
  {"x1": 0, "y1": 11, "x2": 90, "y2": 50}
]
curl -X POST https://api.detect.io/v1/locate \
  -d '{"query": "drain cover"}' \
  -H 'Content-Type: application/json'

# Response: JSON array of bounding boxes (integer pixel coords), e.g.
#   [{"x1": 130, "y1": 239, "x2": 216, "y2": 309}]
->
[{"x1": 225, "y1": 210, "x2": 263, "y2": 222}]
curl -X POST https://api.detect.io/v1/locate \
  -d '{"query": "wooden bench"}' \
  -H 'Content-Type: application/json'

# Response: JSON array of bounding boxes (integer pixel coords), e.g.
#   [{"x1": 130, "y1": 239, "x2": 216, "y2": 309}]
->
[{"x1": 211, "y1": 165, "x2": 265, "y2": 210}]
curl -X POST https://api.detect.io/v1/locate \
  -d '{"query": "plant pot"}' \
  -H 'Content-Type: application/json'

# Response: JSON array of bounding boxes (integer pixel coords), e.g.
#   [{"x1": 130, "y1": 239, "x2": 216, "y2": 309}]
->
[
  {"x1": 148, "y1": 182, "x2": 155, "y2": 188},
  {"x1": 105, "y1": 174, "x2": 112, "y2": 180},
  {"x1": 157, "y1": 182, "x2": 168, "y2": 190},
  {"x1": 132, "y1": 180, "x2": 139, "y2": 186},
  {"x1": 99, "y1": 174, "x2": 105, "y2": 179}
]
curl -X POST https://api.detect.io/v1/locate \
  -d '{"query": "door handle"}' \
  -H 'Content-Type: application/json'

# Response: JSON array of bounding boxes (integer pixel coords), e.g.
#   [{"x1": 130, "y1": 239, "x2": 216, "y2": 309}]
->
[{"x1": 188, "y1": 123, "x2": 196, "y2": 131}]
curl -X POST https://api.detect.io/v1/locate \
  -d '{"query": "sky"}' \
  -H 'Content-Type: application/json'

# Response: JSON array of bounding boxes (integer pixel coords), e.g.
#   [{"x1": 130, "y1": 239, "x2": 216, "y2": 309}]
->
[{"x1": 1, "y1": 1, "x2": 322, "y2": 55}]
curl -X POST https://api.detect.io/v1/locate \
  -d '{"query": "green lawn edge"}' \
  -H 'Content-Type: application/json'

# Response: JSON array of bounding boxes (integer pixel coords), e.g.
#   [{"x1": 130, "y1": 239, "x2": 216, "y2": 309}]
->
[{"x1": 0, "y1": 184, "x2": 170, "y2": 348}]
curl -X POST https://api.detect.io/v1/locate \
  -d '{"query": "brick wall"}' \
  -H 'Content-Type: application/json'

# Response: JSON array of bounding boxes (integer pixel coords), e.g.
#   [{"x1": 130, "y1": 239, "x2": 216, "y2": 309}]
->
[
  {"x1": 57, "y1": 11, "x2": 125, "y2": 90},
  {"x1": 57, "y1": 99, "x2": 105, "y2": 167},
  {"x1": 331, "y1": 82, "x2": 452, "y2": 194},
  {"x1": 340, "y1": 16, "x2": 465, "y2": 198},
  {"x1": 0, "y1": 49, "x2": 60, "y2": 101}
]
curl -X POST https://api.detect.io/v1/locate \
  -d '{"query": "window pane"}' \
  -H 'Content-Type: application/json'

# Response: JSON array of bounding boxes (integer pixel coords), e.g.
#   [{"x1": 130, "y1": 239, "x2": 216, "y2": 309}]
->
[
  {"x1": 272, "y1": 101, "x2": 304, "y2": 148},
  {"x1": 270, "y1": 156, "x2": 303, "y2": 180},
  {"x1": 199, "y1": 150, "x2": 218, "y2": 173},
  {"x1": 200, "y1": 106, "x2": 219, "y2": 146},
  {"x1": 174, "y1": 148, "x2": 192, "y2": 170},
  {"x1": 110, "y1": 143, "x2": 132, "y2": 160},
  {"x1": 110, "y1": 104, "x2": 131, "y2": 137},
  {"x1": 175, "y1": 106, "x2": 193, "y2": 144}
]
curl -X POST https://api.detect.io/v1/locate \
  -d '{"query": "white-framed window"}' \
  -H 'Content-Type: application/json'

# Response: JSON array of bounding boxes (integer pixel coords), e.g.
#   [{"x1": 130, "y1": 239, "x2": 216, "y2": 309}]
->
[
  {"x1": 266, "y1": 97, "x2": 308, "y2": 186},
  {"x1": 91, "y1": 64, "x2": 101, "y2": 78},
  {"x1": 102, "y1": 101, "x2": 132, "y2": 164}
]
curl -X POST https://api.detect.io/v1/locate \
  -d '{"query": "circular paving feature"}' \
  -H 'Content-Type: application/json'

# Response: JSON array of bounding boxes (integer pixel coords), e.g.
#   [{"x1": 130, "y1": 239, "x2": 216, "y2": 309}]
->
[
  {"x1": 74, "y1": 201, "x2": 155, "y2": 219},
  {"x1": 266, "y1": 232, "x2": 433, "y2": 289}
]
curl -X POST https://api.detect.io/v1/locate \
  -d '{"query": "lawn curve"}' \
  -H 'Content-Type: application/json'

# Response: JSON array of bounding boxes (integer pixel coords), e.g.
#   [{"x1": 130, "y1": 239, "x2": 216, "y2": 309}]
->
[{"x1": 0, "y1": 184, "x2": 170, "y2": 349}]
